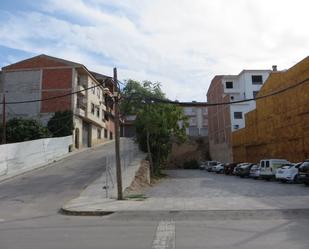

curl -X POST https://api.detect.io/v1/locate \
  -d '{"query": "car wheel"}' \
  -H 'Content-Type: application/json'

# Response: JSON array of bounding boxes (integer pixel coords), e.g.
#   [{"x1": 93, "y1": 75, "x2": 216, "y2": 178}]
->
[{"x1": 293, "y1": 175, "x2": 299, "y2": 183}]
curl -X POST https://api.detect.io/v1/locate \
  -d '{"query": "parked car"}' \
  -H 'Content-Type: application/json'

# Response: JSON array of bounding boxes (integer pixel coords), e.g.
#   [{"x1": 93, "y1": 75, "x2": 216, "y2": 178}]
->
[
  {"x1": 259, "y1": 159, "x2": 290, "y2": 180},
  {"x1": 233, "y1": 163, "x2": 249, "y2": 175},
  {"x1": 298, "y1": 160, "x2": 309, "y2": 186},
  {"x1": 206, "y1": 161, "x2": 221, "y2": 172},
  {"x1": 199, "y1": 161, "x2": 207, "y2": 170},
  {"x1": 235, "y1": 163, "x2": 255, "y2": 178},
  {"x1": 249, "y1": 164, "x2": 261, "y2": 179},
  {"x1": 275, "y1": 163, "x2": 302, "y2": 183},
  {"x1": 224, "y1": 163, "x2": 238, "y2": 175},
  {"x1": 213, "y1": 163, "x2": 225, "y2": 174}
]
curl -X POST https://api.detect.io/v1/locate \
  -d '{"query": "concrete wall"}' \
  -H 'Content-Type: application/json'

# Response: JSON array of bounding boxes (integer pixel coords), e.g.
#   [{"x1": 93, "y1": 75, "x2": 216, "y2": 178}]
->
[
  {"x1": 1, "y1": 70, "x2": 41, "y2": 119},
  {"x1": 0, "y1": 136, "x2": 72, "y2": 180},
  {"x1": 209, "y1": 140, "x2": 233, "y2": 163},
  {"x1": 232, "y1": 57, "x2": 309, "y2": 163}
]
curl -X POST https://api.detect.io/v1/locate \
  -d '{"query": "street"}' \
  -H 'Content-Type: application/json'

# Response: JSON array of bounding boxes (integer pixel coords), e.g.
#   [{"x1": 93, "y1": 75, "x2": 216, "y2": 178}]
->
[{"x1": 1, "y1": 157, "x2": 309, "y2": 248}]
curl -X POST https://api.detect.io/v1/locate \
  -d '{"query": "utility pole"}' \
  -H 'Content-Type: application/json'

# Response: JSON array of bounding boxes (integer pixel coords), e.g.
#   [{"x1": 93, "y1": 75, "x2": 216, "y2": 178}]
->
[
  {"x1": 2, "y1": 94, "x2": 6, "y2": 144},
  {"x1": 113, "y1": 67, "x2": 123, "y2": 200}
]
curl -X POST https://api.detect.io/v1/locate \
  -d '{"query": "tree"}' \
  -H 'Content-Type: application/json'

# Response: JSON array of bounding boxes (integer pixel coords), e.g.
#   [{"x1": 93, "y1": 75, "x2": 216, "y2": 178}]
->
[
  {"x1": 0, "y1": 118, "x2": 51, "y2": 143},
  {"x1": 47, "y1": 110, "x2": 73, "y2": 137},
  {"x1": 121, "y1": 80, "x2": 188, "y2": 176}
]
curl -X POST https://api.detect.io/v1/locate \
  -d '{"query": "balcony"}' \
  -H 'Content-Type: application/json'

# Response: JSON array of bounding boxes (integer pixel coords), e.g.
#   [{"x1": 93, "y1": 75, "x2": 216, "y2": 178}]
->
[
  {"x1": 76, "y1": 107, "x2": 86, "y2": 117},
  {"x1": 77, "y1": 85, "x2": 86, "y2": 95}
]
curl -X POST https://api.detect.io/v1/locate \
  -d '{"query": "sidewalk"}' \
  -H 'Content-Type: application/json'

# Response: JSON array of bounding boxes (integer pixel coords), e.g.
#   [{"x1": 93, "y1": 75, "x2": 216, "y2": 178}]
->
[{"x1": 61, "y1": 170, "x2": 309, "y2": 215}]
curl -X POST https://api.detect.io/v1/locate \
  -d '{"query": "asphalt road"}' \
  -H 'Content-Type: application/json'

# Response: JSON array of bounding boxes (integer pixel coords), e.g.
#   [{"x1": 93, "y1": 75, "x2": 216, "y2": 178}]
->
[{"x1": 1, "y1": 153, "x2": 309, "y2": 249}]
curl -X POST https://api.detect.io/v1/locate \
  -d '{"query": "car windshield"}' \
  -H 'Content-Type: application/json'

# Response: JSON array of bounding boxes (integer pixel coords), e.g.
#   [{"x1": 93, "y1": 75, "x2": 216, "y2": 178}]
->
[
  {"x1": 280, "y1": 164, "x2": 293, "y2": 169},
  {"x1": 300, "y1": 162, "x2": 309, "y2": 170}
]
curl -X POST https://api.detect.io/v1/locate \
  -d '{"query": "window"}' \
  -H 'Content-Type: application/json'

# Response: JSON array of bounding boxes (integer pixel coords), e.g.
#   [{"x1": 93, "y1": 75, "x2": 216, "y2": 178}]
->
[
  {"x1": 104, "y1": 112, "x2": 109, "y2": 121},
  {"x1": 104, "y1": 129, "x2": 108, "y2": 138},
  {"x1": 234, "y1": 112, "x2": 243, "y2": 119},
  {"x1": 97, "y1": 128, "x2": 101, "y2": 139},
  {"x1": 110, "y1": 132, "x2": 113, "y2": 140},
  {"x1": 253, "y1": 91, "x2": 259, "y2": 99},
  {"x1": 102, "y1": 110, "x2": 105, "y2": 121},
  {"x1": 97, "y1": 88, "x2": 101, "y2": 99},
  {"x1": 96, "y1": 107, "x2": 100, "y2": 117},
  {"x1": 225, "y1": 81, "x2": 233, "y2": 89},
  {"x1": 252, "y1": 75, "x2": 263, "y2": 84},
  {"x1": 189, "y1": 117, "x2": 197, "y2": 126},
  {"x1": 91, "y1": 103, "x2": 95, "y2": 114}
]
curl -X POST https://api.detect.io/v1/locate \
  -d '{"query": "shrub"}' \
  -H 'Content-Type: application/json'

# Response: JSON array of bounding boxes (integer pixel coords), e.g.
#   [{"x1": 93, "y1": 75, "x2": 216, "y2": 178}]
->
[
  {"x1": 183, "y1": 159, "x2": 200, "y2": 169},
  {"x1": 0, "y1": 118, "x2": 51, "y2": 143},
  {"x1": 47, "y1": 110, "x2": 73, "y2": 137}
]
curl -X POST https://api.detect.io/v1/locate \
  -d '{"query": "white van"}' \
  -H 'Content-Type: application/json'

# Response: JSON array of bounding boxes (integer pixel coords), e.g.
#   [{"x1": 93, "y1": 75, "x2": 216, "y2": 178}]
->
[{"x1": 259, "y1": 159, "x2": 290, "y2": 180}]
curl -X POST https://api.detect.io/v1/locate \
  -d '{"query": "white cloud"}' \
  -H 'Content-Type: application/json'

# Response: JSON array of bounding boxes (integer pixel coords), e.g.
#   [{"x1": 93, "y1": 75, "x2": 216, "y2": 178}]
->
[{"x1": 0, "y1": 0, "x2": 308, "y2": 101}]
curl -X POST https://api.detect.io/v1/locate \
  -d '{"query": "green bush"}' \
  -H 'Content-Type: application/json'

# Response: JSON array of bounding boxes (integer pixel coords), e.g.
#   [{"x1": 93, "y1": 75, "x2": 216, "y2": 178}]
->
[
  {"x1": 183, "y1": 159, "x2": 200, "y2": 169},
  {"x1": 0, "y1": 118, "x2": 51, "y2": 143},
  {"x1": 47, "y1": 110, "x2": 73, "y2": 137}
]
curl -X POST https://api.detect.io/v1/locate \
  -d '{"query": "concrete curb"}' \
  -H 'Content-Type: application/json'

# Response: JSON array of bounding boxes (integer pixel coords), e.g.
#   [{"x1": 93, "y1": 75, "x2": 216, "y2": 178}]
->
[
  {"x1": 58, "y1": 207, "x2": 309, "y2": 217},
  {"x1": 59, "y1": 207, "x2": 114, "y2": 216}
]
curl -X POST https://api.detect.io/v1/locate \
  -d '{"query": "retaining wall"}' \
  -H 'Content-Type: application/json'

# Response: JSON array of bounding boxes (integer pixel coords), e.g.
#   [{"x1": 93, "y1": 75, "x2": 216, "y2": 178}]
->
[{"x1": 0, "y1": 136, "x2": 72, "y2": 180}]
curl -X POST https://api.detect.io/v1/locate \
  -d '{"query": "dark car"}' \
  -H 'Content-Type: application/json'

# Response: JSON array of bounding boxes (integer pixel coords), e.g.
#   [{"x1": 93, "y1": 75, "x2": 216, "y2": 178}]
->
[
  {"x1": 224, "y1": 163, "x2": 238, "y2": 175},
  {"x1": 235, "y1": 163, "x2": 255, "y2": 178},
  {"x1": 299, "y1": 160, "x2": 309, "y2": 186}
]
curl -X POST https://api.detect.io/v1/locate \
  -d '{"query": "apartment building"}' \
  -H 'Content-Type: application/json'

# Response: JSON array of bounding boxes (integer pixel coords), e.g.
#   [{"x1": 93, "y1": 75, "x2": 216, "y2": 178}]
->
[
  {"x1": 0, "y1": 54, "x2": 116, "y2": 149},
  {"x1": 207, "y1": 69, "x2": 271, "y2": 162},
  {"x1": 233, "y1": 57, "x2": 309, "y2": 163},
  {"x1": 183, "y1": 105, "x2": 208, "y2": 137}
]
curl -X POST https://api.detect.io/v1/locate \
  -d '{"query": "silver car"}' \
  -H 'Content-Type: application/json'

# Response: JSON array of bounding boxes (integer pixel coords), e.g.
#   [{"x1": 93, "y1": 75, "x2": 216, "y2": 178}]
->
[{"x1": 249, "y1": 164, "x2": 260, "y2": 179}]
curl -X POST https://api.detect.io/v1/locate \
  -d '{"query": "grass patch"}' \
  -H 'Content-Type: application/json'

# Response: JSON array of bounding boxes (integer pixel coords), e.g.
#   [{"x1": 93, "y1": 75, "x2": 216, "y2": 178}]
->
[{"x1": 125, "y1": 194, "x2": 148, "y2": 201}]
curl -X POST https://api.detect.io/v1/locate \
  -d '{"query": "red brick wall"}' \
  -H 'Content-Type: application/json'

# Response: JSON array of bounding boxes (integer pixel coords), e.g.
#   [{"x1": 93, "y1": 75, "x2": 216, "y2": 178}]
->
[
  {"x1": 3, "y1": 55, "x2": 68, "y2": 71},
  {"x1": 42, "y1": 68, "x2": 72, "y2": 89},
  {"x1": 207, "y1": 76, "x2": 231, "y2": 145},
  {"x1": 41, "y1": 91, "x2": 72, "y2": 113},
  {"x1": 41, "y1": 68, "x2": 73, "y2": 113}
]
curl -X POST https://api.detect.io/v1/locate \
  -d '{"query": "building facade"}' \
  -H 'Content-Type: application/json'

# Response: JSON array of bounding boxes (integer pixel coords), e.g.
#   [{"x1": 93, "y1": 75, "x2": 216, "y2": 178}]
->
[
  {"x1": 232, "y1": 57, "x2": 309, "y2": 163},
  {"x1": 183, "y1": 105, "x2": 208, "y2": 137},
  {"x1": 207, "y1": 69, "x2": 271, "y2": 162},
  {"x1": 0, "y1": 54, "x2": 116, "y2": 148}
]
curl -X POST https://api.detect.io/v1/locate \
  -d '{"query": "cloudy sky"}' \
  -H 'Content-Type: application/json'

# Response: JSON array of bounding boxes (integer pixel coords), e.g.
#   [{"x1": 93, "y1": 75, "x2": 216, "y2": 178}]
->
[{"x1": 0, "y1": 0, "x2": 308, "y2": 101}]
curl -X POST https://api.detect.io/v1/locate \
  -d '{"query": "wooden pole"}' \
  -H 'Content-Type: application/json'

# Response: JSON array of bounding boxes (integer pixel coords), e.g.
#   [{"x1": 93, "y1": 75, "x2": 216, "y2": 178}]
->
[
  {"x1": 113, "y1": 68, "x2": 123, "y2": 200},
  {"x1": 2, "y1": 94, "x2": 6, "y2": 144}
]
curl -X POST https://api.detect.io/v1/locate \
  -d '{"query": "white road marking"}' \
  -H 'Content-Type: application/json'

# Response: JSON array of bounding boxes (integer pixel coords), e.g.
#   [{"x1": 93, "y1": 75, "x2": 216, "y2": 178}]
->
[{"x1": 151, "y1": 220, "x2": 175, "y2": 249}]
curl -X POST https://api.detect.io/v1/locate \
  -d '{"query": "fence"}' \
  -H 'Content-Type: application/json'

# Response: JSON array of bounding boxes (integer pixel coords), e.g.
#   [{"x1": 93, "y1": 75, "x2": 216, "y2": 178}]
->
[{"x1": 0, "y1": 136, "x2": 72, "y2": 179}]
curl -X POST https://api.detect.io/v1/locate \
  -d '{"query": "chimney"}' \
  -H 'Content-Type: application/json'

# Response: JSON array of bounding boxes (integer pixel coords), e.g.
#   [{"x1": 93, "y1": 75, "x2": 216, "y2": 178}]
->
[{"x1": 272, "y1": 65, "x2": 277, "y2": 71}]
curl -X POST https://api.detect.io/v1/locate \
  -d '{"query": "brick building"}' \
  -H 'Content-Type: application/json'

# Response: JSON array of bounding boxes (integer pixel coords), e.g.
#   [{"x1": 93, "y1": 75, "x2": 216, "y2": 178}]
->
[
  {"x1": 0, "y1": 54, "x2": 116, "y2": 148},
  {"x1": 232, "y1": 57, "x2": 309, "y2": 163},
  {"x1": 207, "y1": 70, "x2": 271, "y2": 162}
]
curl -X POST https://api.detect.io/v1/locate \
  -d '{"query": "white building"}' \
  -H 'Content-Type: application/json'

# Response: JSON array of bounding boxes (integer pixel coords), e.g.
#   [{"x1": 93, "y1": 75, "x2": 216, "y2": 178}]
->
[
  {"x1": 222, "y1": 70, "x2": 271, "y2": 131},
  {"x1": 207, "y1": 69, "x2": 272, "y2": 162},
  {"x1": 183, "y1": 105, "x2": 208, "y2": 137}
]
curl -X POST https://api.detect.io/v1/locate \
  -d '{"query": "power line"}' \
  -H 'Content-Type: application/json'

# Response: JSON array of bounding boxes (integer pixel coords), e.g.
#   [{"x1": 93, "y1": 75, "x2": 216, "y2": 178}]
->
[
  {"x1": 1, "y1": 81, "x2": 106, "y2": 105},
  {"x1": 127, "y1": 77, "x2": 309, "y2": 107},
  {"x1": 1, "y1": 77, "x2": 308, "y2": 107}
]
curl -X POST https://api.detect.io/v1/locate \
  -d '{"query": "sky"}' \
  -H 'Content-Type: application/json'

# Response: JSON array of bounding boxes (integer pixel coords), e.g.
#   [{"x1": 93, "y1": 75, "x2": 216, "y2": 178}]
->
[{"x1": 0, "y1": 0, "x2": 308, "y2": 101}]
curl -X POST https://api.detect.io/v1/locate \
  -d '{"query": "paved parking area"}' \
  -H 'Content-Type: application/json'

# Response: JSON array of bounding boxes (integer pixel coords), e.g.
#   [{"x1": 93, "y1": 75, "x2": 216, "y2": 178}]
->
[{"x1": 63, "y1": 169, "x2": 309, "y2": 212}]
